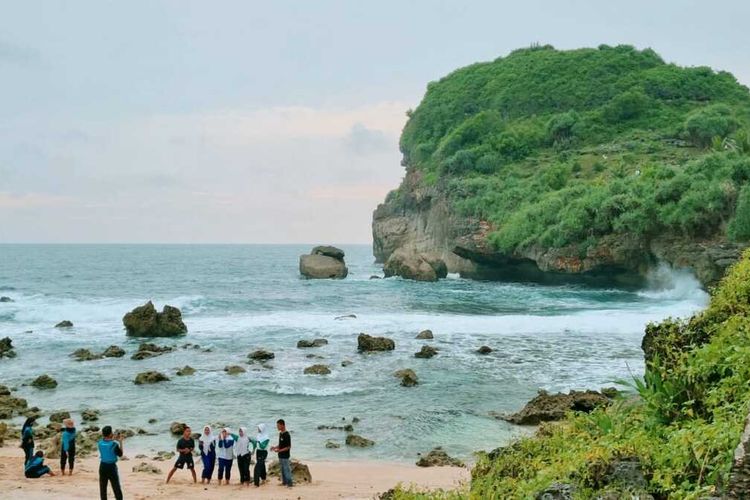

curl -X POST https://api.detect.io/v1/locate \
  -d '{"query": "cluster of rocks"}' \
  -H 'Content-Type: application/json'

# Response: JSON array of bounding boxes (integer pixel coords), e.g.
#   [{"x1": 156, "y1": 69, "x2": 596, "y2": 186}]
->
[
  {"x1": 416, "y1": 447, "x2": 464, "y2": 467},
  {"x1": 70, "y1": 345, "x2": 126, "y2": 362},
  {"x1": 224, "y1": 365, "x2": 246, "y2": 375},
  {"x1": 31, "y1": 374, "x2": 58, "y2": 390},
  {"x1": 123, "y1": 301, "x2": 187, "y2": 337},
  {"x1": 357, "y1": 333, "x2": 395, "y2": 352},
  {"x1": 498, "y1": 389, "x2": 616, "y2": 425},
  {"x1": 131, "y1": 343, "x2": 174, "y2": 361},
  {"x1": 0, "y1": 337, "x2": 16, "y2": 359},
  {"x1": 383, "y1": 247, "x2": 448, "y2": 282},
  {"x1": 268, "y1": 459, "x2": 312, "y2": 483},
  {"x1": 394, "y1": 369, "x2": 418, "y2": 387},
  {"x1": 176, "y1": 365, "x2": 195, "y2": 376},
  {"x1": 299, "y1": 246, "x2": 348, "y2": 279},
  {"x1": 304, "y1": 364, "x2": 331, "y2": 375},
  {"x1": 134, "y1": 371, "x2": 170, "y2": 385},
  {"x1": 297, "y1": 338, "x2": 328, "y2": 348}
]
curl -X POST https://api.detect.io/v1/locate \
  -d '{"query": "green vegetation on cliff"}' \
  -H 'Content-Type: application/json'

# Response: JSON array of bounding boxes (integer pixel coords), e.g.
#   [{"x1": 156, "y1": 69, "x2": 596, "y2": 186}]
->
[{"x1": 398, "y1": 45, "x2": 750, "y2": 254}]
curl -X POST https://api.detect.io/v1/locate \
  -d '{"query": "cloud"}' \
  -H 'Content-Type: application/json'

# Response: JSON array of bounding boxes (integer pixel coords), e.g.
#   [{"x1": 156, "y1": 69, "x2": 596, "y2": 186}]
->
[{"x1": 343, "y1": 123, "x2": 392, "y2": 155}]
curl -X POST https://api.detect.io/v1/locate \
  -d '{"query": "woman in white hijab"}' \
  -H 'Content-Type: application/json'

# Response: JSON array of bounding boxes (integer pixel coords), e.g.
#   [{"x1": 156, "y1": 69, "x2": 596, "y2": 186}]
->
[
  {"x1": 216, "y1": 427, "x2": 235, "y2": 485},
  {"x1": 235, "y1": 427, "x2": 253, "y2": 486},
  {"x1": 252, "y1": 423, "x2": 271, "y2": 487},
  {"x1": 198, "y1": 425, "x2": 216, "y2": 484}
]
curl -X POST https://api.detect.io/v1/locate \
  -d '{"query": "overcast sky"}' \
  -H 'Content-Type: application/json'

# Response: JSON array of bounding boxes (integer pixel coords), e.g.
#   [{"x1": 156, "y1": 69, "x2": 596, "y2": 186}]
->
[{"x1": 1, "y1": 0, "x2": 749, "y2": 243}]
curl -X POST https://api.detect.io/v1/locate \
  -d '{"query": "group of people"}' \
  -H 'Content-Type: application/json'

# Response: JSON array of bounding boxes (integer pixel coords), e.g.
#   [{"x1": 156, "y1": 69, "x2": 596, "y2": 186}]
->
[{"x1": 19, "y1": 414, "x2": 295, "y2": 499}]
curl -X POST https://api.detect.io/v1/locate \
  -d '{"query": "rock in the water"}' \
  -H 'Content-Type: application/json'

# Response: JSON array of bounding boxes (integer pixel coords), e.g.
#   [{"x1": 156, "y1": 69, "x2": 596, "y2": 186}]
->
[
  {"x1": 102, "y1": 345, "x2": 125, "y2": 358},
  {"x1": 248, "y1": 349, "x2": 275, "y2": 362},
  {"x1": 176, "y1": 365, "x2": 195, "y2": 376},
  {"x1": 357, "y1": 333, "x2": 395, "y2": 352},
  {"x1": 49, "y1": 411, "x2": 71, "y2": 423},
  {"x1": 383, "y1": 247, "x2": 447, "y2": 282},
  {"x1": 133, "y1": 371, "x2": 169, "y2": 385},
  {"x1": 170, "y1": 422, "x2": 187, "y2": 435},
  {"x1": 122, "y1": 301, "x2": 187, "y2": 337},
  {"x1": 477, "y1": 345, "x2": 493, "y2": 354},
  {"x1": 345, "y1": 434, "x2": 375, "y2": 447},
  {"x1": 341, "y1": 359, "x2": 353, "y2": 367},
  {"x1": 369, "y1": 275, "x2": 382, "y2": 279},
  {"x1": 414, "y1": 345, "x2": 438, "y2": 359},
  {"x1": 394, "y1": 369, "x2": 419, "y2": 387},
  {"x1": 31, "y1": 374, "x2": 57, "y2": 389},
  {"x1": 81, "y1": 409, "x2": 100, "y2": 422},
  {"x1": 131, "y1": 343, "x2": 174, "y2": 360},
  {"x1": 335, "y1": 314, "x2": 357, "y2": 320},
  {"x1": 325, "y1": 440, "x2": 341, "y2": 449},
  {"x1": 0, "y1": 337, "x2": 17, "y2": 359},
  {"x1": 0, "y1": 385, "x2": 10, "y2": 396},
  {"x1": 300, "y1": 253, "x2": 348, "y2": 279},
  {"x1": 55, "y1": 320, "x2": 74, "y2": 328},
  {"x1": 416, "y1": 329, "x2": 434, "y2": 339},
  {"x1": 297, "y1": 338, "x2": 329, "y2": 348},
  {"x1": 416, "y1": 447, "x2": 464, "y2": 467},
  {"x1": 0, "y1": 395, "x2": 28, "y2": 419},
  {"x1": 312, "y1": 245, "x2": 346, "y2": 260},
  {"x1": 224, "y1": 365, "x2": 246, "y2": 375},
  {"x1": 304, "y1": 364, "x2": 331, "y2": 375},
  {"x1": 501, "y1": 389, "x2": 612, "y2": 425},
  {"x1": 70, "y1": 348, "x2": 102, "y2": 362},
  {"x1": 0, "y1": 296, "x2": 13, "y2": 302},
  {"x1": 153, "y1": 450, "x2": 175, "y2": 461},
  {"x1": 268, "y1": 459, "x2": 312, "y2": 483},
  {"x1": 132, "y1": 462, "x2": 161, "y2": 474}
]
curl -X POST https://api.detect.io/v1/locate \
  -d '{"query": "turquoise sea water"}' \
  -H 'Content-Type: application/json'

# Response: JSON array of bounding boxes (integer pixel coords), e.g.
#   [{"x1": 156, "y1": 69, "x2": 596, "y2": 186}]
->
[{"x1": 0, "y1": 244, "x2": 708, "y2": 462}]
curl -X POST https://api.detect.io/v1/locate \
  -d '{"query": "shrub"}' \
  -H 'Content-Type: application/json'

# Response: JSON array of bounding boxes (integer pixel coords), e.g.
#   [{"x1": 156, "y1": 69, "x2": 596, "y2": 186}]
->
[
  {"x1": 603, "y1": 89, "x2": 650, "y2": 122},
  {"x1": 729, "y1": 185, "x2": 750, "y2": 241},
  {"x1": 684, "y1": 104, "x2": 739, "y2": 148}
]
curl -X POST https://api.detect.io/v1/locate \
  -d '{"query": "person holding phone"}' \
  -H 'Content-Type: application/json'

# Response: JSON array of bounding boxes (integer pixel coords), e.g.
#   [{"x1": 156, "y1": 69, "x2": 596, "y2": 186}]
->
[{"x1": 98, "y1": 426, "x2": 124, "y2": 500}]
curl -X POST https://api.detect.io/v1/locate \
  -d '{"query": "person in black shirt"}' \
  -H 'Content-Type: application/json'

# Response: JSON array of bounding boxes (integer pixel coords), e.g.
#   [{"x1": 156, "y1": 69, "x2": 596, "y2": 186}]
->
[
  {"x1": 271, "y1": 419, "x2": 293, "y2": 487},
  {"x1": 166, "y1": 426, "x2": 196, "y2": 484}
]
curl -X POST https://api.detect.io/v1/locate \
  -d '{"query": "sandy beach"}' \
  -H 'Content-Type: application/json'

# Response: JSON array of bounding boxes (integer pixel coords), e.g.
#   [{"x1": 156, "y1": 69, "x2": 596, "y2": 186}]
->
[{"x1": 0, "y1": 446, "x2": 469, "y2": 499}]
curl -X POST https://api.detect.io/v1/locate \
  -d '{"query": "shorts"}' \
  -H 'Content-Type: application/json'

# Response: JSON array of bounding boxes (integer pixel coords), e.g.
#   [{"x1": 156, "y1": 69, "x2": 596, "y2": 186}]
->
[{"x1": 174, "y1": 453, "x2": 194, "y2": 470}]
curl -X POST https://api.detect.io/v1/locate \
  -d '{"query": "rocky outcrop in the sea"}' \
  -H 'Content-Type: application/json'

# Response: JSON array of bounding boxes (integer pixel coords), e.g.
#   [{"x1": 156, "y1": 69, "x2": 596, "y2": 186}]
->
[
  {"x1": 416, "y1": 447, "x2": 465, "y2": 467},
  {"x1": 123, "y1": 301, "x2": 187, "y2": 337},
  {"x1": 299, "y1": 246, "x2": 348, "y2": 279},
  {"x1": 176, "y1": 365, "x2": 195, "y2": 376},
  {"x1": 31, "y1": 374, "x2": 57, "y2": 389},
  {"x1": 224, "y1": 365, "x2": 246, "y2": 375},
  {"x1": 0, "y1": 296, "x2": 13, "y2": 302},
  {"x1": 416, "y1": 329, "x2": 434, "y2": 339},
  {"x1": 345, "y1": 434, "x2": 375, "y2": 447},
  {"x1": 414, "y1": 345, "x2": 438, "y2": 358},
  {"x1": 358, "y1": 333, "x2": 395, "y2": 352},
  {"x1": 134, "y1": 371, "x2": 169, "y2": 385},
  {"x1": 55, "y1": 320, "x2": 73, "y2": 328},
  {"x1": 304, "y1": 364, "x2": 331, "y2": 375},
  {"x1": 71, "y1": 348, "x2": 101, "y2": 361},
  {"x1": 477, "y1": 345, "x2": 493, "y2": 354},
  {"x1": 0, "y1": 393, "x2": 28, "y2": 419},
  {"x1": 248, "y1": 349, "x2": 275, "y2": 361},
  {"x1": 297, "y1": 338, "x2": 328, "y2": 348},
  {"x1": 0, "y1": 337, "x2": 16, "y2": 359},
  {"x1": 131, "y1": 343, "x2": 174, "y2": 360},
  {"x1": 81, "y1": 409, "x2": 100, "y2": 422},
  {"x1": 268, "y1": 459, "x2": 312, "y2": 483},
  {"x1": 102, "y1": 345, "x2": 125, "y2": 358},
  {"x1": 49, "y1": 411, "x2": 71, "y2": 423},
  {"x1": 499, "y1": 389, "x2": 612, "y2": 425},
  {"x1": 383, "y1": 247, "x2": 448, "y2": 282},
  {"x1": 394, "y1": 368, "x2": 419, "y2": 387}
]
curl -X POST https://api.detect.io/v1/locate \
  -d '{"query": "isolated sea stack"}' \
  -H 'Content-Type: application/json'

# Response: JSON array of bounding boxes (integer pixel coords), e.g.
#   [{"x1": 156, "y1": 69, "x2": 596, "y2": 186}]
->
[
  {"x1": 299, "y1": 245, "x2": 348, "y2": 279},
  {"x1": 123, "y1": 301, "x2": 187, "y2": 337}
]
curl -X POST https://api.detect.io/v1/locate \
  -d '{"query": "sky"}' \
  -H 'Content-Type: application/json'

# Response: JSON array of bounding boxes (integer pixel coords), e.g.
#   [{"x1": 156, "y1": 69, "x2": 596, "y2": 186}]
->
[{"x1": 1, "y1": 0, "x2": 749, "y2": 244}]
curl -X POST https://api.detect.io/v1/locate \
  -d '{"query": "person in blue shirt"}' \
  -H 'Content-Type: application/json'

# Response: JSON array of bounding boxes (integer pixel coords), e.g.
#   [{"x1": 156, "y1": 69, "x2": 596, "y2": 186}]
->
[
  {"x1": 20, "y1": 416, "x2": 36, "y2": 465},
  {"x1": 24, "y1": 450, "x2": 55, "y2": 478},
  {"x1": 98, "y1": 425, "x2": 124, "y2": 500},
  {"x1": 216, "y1": 427, "x2": 235, "y2": 485},
  {"x1": 60, "y1": 418, "x2": 77, "y2": 475}
]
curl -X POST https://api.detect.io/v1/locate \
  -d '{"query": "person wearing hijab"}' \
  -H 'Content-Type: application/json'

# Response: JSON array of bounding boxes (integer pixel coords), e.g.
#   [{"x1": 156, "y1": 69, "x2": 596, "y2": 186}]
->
[
  {"x1": 235, "y1": 427, "x2": 252, "y2": 486},
  {"x1": 24, "y1": 450, "x2": 55, "y2": 478},
  {"x1": 252, "y1": 423, "x2": 270, "y2": 487},
  {"x1": 198, "y1": 425, "x2": 217, "y2": 484},
  {"x1": 60, "y1": 418, "x2": 77, "y2": 475},
  {"x1": 20, "y1": 416, "x2": 36, "y2": 465},
  {"x1": 216, "y1": 427, "x2": 235, "y2": 485}
]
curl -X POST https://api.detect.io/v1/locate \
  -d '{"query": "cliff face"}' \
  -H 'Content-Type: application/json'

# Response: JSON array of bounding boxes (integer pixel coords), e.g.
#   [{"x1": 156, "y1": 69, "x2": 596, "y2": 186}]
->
[{"x1": 373, "y1": 171, "x2": 746, "y2": 287}]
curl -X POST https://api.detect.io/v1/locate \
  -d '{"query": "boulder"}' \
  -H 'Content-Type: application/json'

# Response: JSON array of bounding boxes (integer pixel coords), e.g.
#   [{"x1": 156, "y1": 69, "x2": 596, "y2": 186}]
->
[
  {"x1": 477, "y1": 345, "x2": 493, "y2": 355},
  {"x1": 176, "y1": 365, "x2": 195, "y2": 376},
  {"x1": 394, "y1": 369, "x2": 419, "y2": 387},
  {"x1": 153, "y1": 450, "x2": 175, "y2": 461},
  {"x1": 0, "y1": 394, "x2": 29, "y2": 419},
  {"x1": 416, "y1": 329, "x2": 434, "y2": 339},
  {"x1": 357, "y1": 333, "x2": 395, "y2": 352},
  {"x1": 383, "y1": 247, "x2": 447, "y2": 282},
  {"x1": 131, "y1": 343, "x2": 174, "y2": 360},
  {"x1": 248, "y1": 349, "x2": 275, "y2": 362},
  {"x1": 304, "y1": 364, "x2": 331, "y2": 375},
  {"x1": 300, "y1": 254, "x2": 348, "y2": 279},
  {"x1": 102, "y1": 345, "x2": 125, "y2": 358},
  {"x1": 0, "y1": 337, "x2": 16, "y2": 359},
  {"x1": 70, "y1": 348, "x2": 101, "y2": 362},
  {"x1": 224, "y1": 365, "x2": 246, "y2": 375},
  {"x1": 134, "y1": 371, "x2": 169, "y2": 385},
  {"x1": 416, "y1": 447, "x2": 464, "y2": 467},
  {"x1": 49, "y1": 411, "x2": 71, "y2": 423},
  {"x1": 132, "y1": 462, "x2": 161, "y2": 474},
  {"x1": 170, "y1": 422, "x2": 187, "y2": 435},
  {"x1": 81, "y1": 409, "x2": 100, "y2": 422},
  {"x1": 345, "y1": 434, "x2": 375, "y2": 447},
  {"x1": 55, "y1": 320, "x2": 74, "y2": 328},
  {"x1": 312, "y1": 245, "x2": 345, "y2": 260},
  {"x1": 123, "y1": 301, "x2": 187, "y2": 337},
  {"x1": 325, "y1": 440, "x2": 341, "y2": 449},
  {"x1": 500, "y1": 389, "x2": 612, "y2": 425},
  {"x1": 297, "y1": 338, "x2": 329, "y2": 348},
  {"x1": 31, "y1": 374, "x2": 57, "y2": 389},
  {"x1": 414, "y1": 345, "x2": 438, "y2": 359},
  {"x1": 0, "y1": 384, "x2": 10, "y2": 396},
  {"x1": 0, "y1": 296, "x2": 13, "y2": 302},
  {"x1": 268, "y1": 459, "x2": 312, "y2": 483}
]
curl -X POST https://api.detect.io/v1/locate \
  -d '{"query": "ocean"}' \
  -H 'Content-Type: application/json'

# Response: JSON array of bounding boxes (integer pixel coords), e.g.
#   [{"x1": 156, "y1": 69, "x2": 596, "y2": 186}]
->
[{"x1": 0, "y1": 244, "x2": 708, "y2": 462}]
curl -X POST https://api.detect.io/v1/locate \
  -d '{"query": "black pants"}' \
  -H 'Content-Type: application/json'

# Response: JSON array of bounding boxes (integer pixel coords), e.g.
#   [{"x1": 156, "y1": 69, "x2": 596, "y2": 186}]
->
[
  {"x1": 99, "y1": 462, "x2": 123, "y2": 500},
  {"x1": 237, "y1": 454, "x2": 252, "y2": 484},
  {"x1": 61, "y1": 444, "x2": 75, "y2": 471},
  {"x1": 22, "y1": 444, "x2": 34, "y2": 465},
  {"x1": 254, "y1": 449, "x2": 267, "y2": 486}
]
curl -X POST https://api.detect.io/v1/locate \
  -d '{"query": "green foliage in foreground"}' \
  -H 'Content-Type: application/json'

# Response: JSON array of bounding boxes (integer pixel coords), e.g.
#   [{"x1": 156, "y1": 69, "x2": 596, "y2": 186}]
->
[
  {"x1": 392, "y1": 251, "x2": 750, "y2": 499},
  {"x1": 397, "y1": 45, "x2": 750, "y2": 252}
]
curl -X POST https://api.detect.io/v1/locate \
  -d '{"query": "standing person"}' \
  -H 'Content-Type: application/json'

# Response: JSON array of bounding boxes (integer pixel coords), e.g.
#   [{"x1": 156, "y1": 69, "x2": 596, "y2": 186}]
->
[
  {"x1": 252, "y1": 423, "x2": 270, "y2": 487},
  {"x1": 60, "y1": 418, "x2": 77, "y2": 475},
  {"x1": 166, "y1": 425, "x2": 197, "y2": 484},
  {"x1": 20, "y1": 416, "x2": 36, "y2": 465},
  {"x1": 98, "y1": 425, "x2": 124, "y2": 500},
  {"x1": 235, "y1": 426, "x2": 252, "y2": 486},
  {"x1": 24, "y1": 451, "x2": 55, "y2": 478},
  {"x1": 271, "y1": 419, "x2": 293, "y2": 488},
  {"x1": 198, "y1": 425, "x2": 216, "y2": 484},
  {"x1": 216, "y1": 427, "x2": 235, "y2": 485}
]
